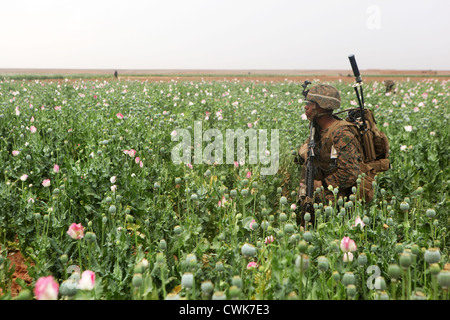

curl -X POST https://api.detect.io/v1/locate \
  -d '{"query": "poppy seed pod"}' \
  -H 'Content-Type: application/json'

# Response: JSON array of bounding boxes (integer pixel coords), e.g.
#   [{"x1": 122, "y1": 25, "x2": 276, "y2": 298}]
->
[
  {"x1": 332, "y1": 271, "x2": 340, "y2": 282},
  {"x1": 232, "y1": 276, "x2": 243, "y2": 289},
  {"x1": 159, "y1": 239, "x2": 167, "y2": 251},
  {"x1": 212, "y1": 291, "x2": 226, "y2": 300},
  {"x1": 60, "y1": 279, "x2": 78, "y2": 297},
  {"x1": 85, "y1": 232, "x2": 96, "y2": 243},
  {"x1": 284, "y1": 223, "x2": 295, "y2": 234},
  {"x1": 155, "y1": 252, "x2": 165, "y2": 264},
  {"x1": 388, "y1": 264, "x2": 402, "y2": 281},
  {"x1": 229, "y1": 285, "x2": 240, "y2": 298},
  {"x1": 400, "y1": 201, "x2": 409, "y2": 211},
  {"x1": 426, "y1": 208, "x2": 436, "y2": 219},
  {"x1": 132, "y1": 273, "x2": 143, "y2": 287},
  {"x1": 201, "y1": 280, "x2": 214, "y2": 294},
  {"x1": 386, "y1": 218, "x2": 394, "y2": 226},
  {"x1": 186, "y1": 253, "x2": 197, "y2": 266},
  {"x1": 174, "y1": 225, "x2": 182, "y2": 235},
  {"x1": 362, "y1": 216, "x2": 370, "y2": 225},
  {"x1": 399, "y1": 253, "x2": 412, "y2": 269},
  {"x1": 317, "y1": 256, "x2": 329, "y2": 272},
  {"x1": 346, "y1": 284, "x2": 357, "y2": 298},
  {"x1": 215, "y1": 261, "x2": 225, "y2": 272},
  {"x1": 374, "y1": 276, "x2": 387, "y2": 291},
  {"x1": 395, "y1": 243, "x2": 404, "y2": 254},
  {"x1": 429, "y1": 263, "x2": 440, "y2": 276},
  {"x1": 424, "y1": 248, "x2": 441, "y2": 264},
  {"x1": 280, "y1": 196, "x2": 288, "y2": 205},
  {"x1": 342, "y1": 272, "x2": 356, "y2": 286},
  {"x1": 376, "y1": 291, "x2": 389, "y2": 300},
  {"x1": 357, "y1": 253, "x2": 368, "y2": 266},
  {"x1": 298, "y1": 240, "x2": 308, "y2": 253},
  {"x1": 288, "y1": 291, "x2": 298, "y2": 300},
  {"x1": 303, "y1": 231, "x2": 313, "y2": 242},
  {"x1": 411, "y1": 244, "x2": 420, "y2": 256},
  {"x1": 181, "y1": 272, "x2": 194, "y2": 289},
  {"x1": 437, "y1": 270, "x2": 450, "y2": 289},
  {"x1": 304, "y1": 212, "x2": 311, "y2": 222},
  {"x1": 241, "y1": 243, "x2": 256, "y2": 257},
  {"x1": 295, "y1": 254, "x2": 309, "y2": 271},
  {"x1": 410, "y1": 290, "x2": 427, "y2": 300}
]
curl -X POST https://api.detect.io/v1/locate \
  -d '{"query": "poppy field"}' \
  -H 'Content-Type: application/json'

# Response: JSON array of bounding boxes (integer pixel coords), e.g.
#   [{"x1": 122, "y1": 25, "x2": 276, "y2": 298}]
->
[{"x1": 0, "y1": 76, "x2": 448, "y2": 300}]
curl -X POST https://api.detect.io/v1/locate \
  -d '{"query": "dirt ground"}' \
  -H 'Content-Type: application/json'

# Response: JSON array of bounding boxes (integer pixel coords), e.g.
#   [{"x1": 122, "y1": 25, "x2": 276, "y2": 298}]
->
[
  {"x1": 1, "y1": 68, "x2": 449, "y2": 83},
  {"x1": 0, "y1": 242, "x2": 34, "y2": 298}
]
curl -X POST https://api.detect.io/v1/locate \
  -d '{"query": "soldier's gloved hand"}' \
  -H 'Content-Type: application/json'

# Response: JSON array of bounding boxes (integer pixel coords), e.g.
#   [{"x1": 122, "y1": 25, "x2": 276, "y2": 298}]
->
[{"x1": 299, "y1": 143, "x2": 308, "y2": 162}]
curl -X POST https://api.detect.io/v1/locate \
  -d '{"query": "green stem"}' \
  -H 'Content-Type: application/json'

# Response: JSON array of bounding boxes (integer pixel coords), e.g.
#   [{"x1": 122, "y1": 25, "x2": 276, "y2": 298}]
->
[{"x1": 78, "y1": 241, "x2": 83, "y2": 272}]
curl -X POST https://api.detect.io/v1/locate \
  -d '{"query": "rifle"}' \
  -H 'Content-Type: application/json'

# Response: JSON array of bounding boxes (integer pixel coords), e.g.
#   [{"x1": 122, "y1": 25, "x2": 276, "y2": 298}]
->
[
  {"x1": 304, "y1": 121, "x2": 316, "y2": 213},
  {"x1": 301, "y1": 80, "x2": 315, "y2": 213}
]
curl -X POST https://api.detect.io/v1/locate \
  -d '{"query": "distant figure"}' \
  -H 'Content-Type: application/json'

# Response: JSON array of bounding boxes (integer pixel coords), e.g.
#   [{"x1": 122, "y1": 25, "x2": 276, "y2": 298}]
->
[
  {"x1": 114, "y1": 70, "x2": 118, "y2": 79},
  {"x1": 384, "y1": 80, "x2": 395, "y2": 93}
]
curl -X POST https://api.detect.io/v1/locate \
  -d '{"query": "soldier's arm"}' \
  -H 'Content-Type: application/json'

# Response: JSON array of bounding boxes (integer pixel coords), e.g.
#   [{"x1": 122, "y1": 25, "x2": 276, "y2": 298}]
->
[{"x1": 323, "y1": 127, "x2": 361, "y2": 191}]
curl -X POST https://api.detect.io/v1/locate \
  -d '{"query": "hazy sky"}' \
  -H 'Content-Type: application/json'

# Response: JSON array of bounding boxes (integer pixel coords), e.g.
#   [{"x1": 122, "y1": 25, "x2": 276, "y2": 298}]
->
[{"x1": 1, "y1": 0, "x2": 449, "y2": 70}]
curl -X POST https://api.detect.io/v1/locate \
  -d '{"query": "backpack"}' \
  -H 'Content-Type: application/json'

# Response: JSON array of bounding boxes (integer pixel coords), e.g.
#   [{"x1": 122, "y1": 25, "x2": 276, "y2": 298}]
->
[{"x1": 335, "y1": 107, "x2": 390, "y2": 203}]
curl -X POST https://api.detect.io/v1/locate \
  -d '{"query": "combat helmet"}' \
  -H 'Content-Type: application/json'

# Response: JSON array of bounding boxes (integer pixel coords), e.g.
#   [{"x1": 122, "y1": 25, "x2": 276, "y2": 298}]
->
[{"x1": 305, "y1": 84, "x2": 340, "y2": 111}]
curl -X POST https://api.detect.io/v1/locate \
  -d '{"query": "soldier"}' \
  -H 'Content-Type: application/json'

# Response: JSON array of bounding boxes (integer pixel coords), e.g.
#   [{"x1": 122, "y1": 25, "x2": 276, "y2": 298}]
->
[
  {"x1": 384, "y1": 80, "x2": 395, "y2": 93},
  {"x1": 296, "y1": 84, "x2": 368, "y2": 215},
  {"x1": 114, "y1": 70, "x2": 118, "y2": 79}
]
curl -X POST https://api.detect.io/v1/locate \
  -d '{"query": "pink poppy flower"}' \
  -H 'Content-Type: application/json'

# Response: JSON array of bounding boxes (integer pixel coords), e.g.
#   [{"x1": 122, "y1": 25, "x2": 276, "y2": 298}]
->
[
  {"x1": 127, "y1": 149, "x2": 136, "y2": 157},
  {"x1": 116, "y1": 113, "x2": 124, "y2": 119},
  {"x1": 352, "y1": 217, "x2": 365, "y2": 230},
  {"x1": 247, "y1": 262, "x2": 259, "y2": 269},
  {"x1": 67, "y1": 223, "x2": 84, "y2": 240},
  {"x1": 34, "y1": 276, "x2": 59, "y2": 300},
  {"x1": 343, "y1": 252, "x2": 354, "y2": 262},
  {"x1": 340, "y1": 236, "x2": 357, "y2": 253},
  {"x1": 78, "y1": 271, "x2": 96, "y2": 291},
  {"x1": 42, "y1": 179, "x2": 51, "y2": 187},
  {"x1": 30, "y1": 126, "x2": 37, "y2": 133},
  {"x1": 53, "y1": 164, "x2": 60, "y2": 173},
  {"x1": 12, "y1": 150, "x2": 20, "y2": 156},
  {"x1": 264, "y1": 235, "x2": 274, "y2": 244},
  {"x1": 246, "y1": 171, "x2": 252, "y2": 179},
  {"x1": 139, "y1": 161, "x2": 143, "y2": 168},
  {"x1": 135, "y1": 157, "x2": 140, "y2": 164}
]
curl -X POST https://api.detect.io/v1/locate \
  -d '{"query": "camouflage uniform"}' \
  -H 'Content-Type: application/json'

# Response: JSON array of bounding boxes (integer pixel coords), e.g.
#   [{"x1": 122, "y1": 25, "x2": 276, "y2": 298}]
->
[
  {"x1": 297, "y1": 84, "x2": 363, "y2": 206},
  {"x1": 384, "y1": 80, "x2": 395, "y2": 93},
  {"x1": 298, "y1": 119, "x2": 363, "y2": 204}
]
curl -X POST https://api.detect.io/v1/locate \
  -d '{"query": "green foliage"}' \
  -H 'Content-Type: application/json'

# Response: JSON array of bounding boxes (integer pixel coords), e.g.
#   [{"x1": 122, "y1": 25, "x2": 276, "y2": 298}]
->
[{"x1": 0, "y1": 78, "x2": 448, "y2": 300}]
